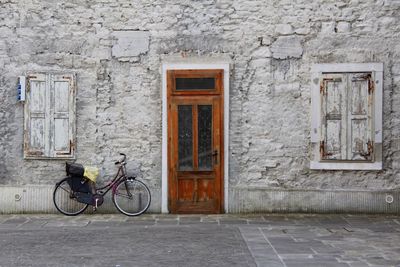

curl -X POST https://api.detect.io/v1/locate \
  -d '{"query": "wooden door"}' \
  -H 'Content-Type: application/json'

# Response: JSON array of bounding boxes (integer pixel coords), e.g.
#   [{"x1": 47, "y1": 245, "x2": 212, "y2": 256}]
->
[{"x1": 167, "y1": 70, "x2": 224, "y2": 213}]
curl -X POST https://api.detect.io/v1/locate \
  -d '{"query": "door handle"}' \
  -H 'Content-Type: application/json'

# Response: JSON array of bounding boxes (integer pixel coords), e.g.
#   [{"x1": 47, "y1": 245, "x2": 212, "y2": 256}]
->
[{"x1": 212, "y1": 150, "x2": 219, "y2": 165}]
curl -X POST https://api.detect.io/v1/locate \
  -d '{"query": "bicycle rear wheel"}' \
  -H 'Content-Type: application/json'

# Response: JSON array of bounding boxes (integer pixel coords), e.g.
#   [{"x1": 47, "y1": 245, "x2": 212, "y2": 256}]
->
[
  {"x1": 112, "y1": 178, "x2": 151, "y2": 216},
  {"x1": 53, "y1": 178, "x2": 89, "y2": 216}
]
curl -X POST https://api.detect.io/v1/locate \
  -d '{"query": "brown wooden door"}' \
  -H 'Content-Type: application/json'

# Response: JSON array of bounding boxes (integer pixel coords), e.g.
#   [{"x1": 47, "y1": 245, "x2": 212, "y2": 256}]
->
[{"x1": 167, "y1": 70, "x2": 224, "y2": 213}]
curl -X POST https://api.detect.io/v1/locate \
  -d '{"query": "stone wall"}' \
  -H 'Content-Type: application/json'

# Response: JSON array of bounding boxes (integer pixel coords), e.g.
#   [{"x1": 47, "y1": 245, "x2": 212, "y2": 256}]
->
[{"x1": 0, "y1": 0, "x2": 400, "y2": 213}]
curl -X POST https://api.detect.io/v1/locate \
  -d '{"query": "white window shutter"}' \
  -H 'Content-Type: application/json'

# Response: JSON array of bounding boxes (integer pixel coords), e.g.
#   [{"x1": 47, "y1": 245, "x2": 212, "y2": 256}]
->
[
  {"x1": 51, "y1": 74, "x2": 75, "y2": 158},
  {"x1": 320, "y1": 74, "x2": 346, "y2": 160},
  {"x1": 347, "y1": 73, "x2": 373, "y2": 161},
  {"x1": 24, "y1": 74, "x2": 49, "y2": 158},
  {"x1": 311, "y1": 63, "x2": 383, "y2": 170},
  {"x1": 24, "y1": 73, "x2": 76, "y2": 159}
]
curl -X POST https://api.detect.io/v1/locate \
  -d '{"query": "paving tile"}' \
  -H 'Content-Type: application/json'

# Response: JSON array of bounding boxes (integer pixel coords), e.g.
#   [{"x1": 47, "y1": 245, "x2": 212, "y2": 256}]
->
[
  {"x1": 178, "y1": 216, "x2": 202, "y2": 225},
  {"x1": 118, "y1": 220, "x2": 155, "y2": 226},
  {"x1": 18, "y1": 219, "x2": 48, "y2": 229},
  {"x1": 198, "y1": 219, "x2": 219, "y2": 224},
  {"x1": 253, "y1": 258, "x2": 285, "y2": 267},
  {"x1": 85, "y1": 221, "x2": 112, "y2": 228},
  {"x1": 311, "y1": 245, "x2": 346, "y2": 255},
  {"x1": 280, "y1": 253, "x2": 314, "y2": 259},
  {"x1": 219, "y1": 218, "x2": 248, "y2": 224},
  {"x1": 363, "y1": 256, "x2": 400, "y2": 266},
  {"x1": 155, "y1": 219, "x2": 179, "y2": 225},
  {"x1": 125, "y1": 217, "x2": 156, "y2": 224},
  {"x1": 44, "y1": 220, "x2": 90, "y2": 227},
  {"x1": 2, "y1": 217, "x2": 29, "y2": 224},
  {"x1": 347, "y1": 262, "x2": 369, "y2": 267},
  {"x1": 0, "y1": 215, "x2": 15, "y2": 222},
  {"x1": 284, "y1": 259, "x2": 350, "y2": 267},
  {"x1": 178, "y1": 215, "x2": 202, "y2": 221}
]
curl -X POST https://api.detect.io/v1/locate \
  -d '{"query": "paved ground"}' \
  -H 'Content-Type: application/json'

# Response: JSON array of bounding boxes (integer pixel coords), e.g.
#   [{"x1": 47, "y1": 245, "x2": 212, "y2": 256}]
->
[{"x1": 0, "y1": 214, "x2": 400, "y2": 267}]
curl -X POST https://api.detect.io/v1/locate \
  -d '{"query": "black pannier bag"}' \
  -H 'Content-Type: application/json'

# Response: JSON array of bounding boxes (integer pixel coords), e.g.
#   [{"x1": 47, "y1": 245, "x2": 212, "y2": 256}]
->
[
  {"x1": 65, "y1": 162, "x2": 90, "y2": 193},
  {"x1": 74, "y1": 192, "x2": 94, "y2": 205},
  {"x1": 66, "y1": 162, "x2": 84, "y2": 177},
  {"x1": 67, "y1": 176, "x2": 90, "y2": 193}
]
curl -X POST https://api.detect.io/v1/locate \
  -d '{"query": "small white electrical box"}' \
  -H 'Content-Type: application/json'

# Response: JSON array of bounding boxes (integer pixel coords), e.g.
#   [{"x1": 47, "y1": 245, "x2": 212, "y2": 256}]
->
[{"x1": 17, "y1": 76, "x2": 26, "y2": 102}]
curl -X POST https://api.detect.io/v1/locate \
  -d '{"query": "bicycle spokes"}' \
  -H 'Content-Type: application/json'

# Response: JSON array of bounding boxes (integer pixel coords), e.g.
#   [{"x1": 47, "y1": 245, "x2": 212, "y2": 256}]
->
[{"x1": 112, "y1": 179, "x2": 151, "y2": 216}]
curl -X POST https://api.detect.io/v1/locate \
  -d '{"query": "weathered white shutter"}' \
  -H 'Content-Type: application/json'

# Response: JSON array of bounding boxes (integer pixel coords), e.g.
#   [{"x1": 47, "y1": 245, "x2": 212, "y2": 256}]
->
[
  {"x1": 24, "y1": 73, "x2": 75, "y2": 159},
  {"x1": 50, "y1": 74, "x2": 75, "y2": 157},
  {"x1": 312, "y1": 63, "x2": 382, "y2": 169},
  {"x1": 320, "y1": 74, "x2": 346, "y2": 160},
  {"x1": 24, "y1": 74, "x2": 49, "y2": 158},
  {"x1": 347, "y1": 73, "x2": 373, "y2": 161}
]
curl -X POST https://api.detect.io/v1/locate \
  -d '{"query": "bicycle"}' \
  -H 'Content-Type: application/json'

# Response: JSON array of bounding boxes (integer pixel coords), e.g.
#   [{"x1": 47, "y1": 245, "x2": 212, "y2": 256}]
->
[{"x1": 53, "y1": 153, "x2": 151, "y2": 216}]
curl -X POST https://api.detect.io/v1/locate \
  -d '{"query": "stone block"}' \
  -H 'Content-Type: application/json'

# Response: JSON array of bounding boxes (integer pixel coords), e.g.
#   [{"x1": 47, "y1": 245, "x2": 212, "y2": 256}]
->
[
  {"x1": 112, "y1": 31, "x2": 150, "y2": 60},
  {"x1": 336, "y1": 21, "x2": 351, "y2": 32},
  {"x1": 321, "y1": 22, "x2": 335, "y2": 34},
  {"x1": 265, "y1": 160, "x2": 278, "y2": 168},
  {"x1": 271, "y1": 36, "x2": 303, "y2": 59},
  {"x1": 342, "y1": 8, "x2": 353, "y2": 18},
  {"x1": 295, "y1": 27, "x2": 310, "y2": 35},
  {"x1": 250, "y1": 58, "x2": 270, "y2": 68},
  {"x1": 384, "y1": 0, "x2": 400, "y2": 6},
  {"x1": 91, "y1": 47, "x2": 111, "y2": 60},
  {"x1": 257, "y1": 36, "x2": 273, "y2": 46},
  {"x1": 275, "y1": 24, "x2": 293, "y2": 35},
  {"x1": 251, "y1": 46, "x2": 271, "y2": 59}
]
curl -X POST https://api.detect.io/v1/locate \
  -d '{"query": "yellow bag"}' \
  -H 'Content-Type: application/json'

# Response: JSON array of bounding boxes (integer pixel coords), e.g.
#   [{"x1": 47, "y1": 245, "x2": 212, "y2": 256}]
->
[{"x1": 83, "y1": 166, "x2": 99, "y2": 183}]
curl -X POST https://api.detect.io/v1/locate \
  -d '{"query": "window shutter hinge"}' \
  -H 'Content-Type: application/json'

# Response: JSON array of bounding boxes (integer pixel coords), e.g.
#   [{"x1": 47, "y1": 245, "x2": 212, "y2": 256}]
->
[
  {"x1": 320, "y1": 80, "x2": 325, "y2": 95},
  {"x1": 320, "y1": 78, "x2": 341, "y2": 95},
  {"x1": 56, "y1": 140, "x2": 74, "y2": 156},
  {"x1": 368, "y1": 79, "x2": 375, "y2": 95},
  {"x1": 319, "y1": 140, "x2": 332, "y2": 159},
  {"x1": 360, "y1": 140, "x2": 374, "y2": 160}
]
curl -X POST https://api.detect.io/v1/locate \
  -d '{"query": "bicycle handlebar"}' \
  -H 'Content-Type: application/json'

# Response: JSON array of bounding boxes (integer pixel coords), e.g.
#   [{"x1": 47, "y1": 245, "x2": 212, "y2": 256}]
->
[{"x1": 115, "y1": 153, "x2": 127, "y2": 165}]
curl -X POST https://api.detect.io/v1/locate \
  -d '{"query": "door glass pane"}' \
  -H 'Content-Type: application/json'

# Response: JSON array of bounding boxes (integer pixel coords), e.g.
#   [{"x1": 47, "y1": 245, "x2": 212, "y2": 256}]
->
[
  {"x1": 175, "y1": 78, "x2": 215, "y2": 90},
  {"x1": 178, "y1": 105, "x2": 193, "y2": 171},
  {"x1": 198, "y1": 105, "x2": 212, "y2": 170}
]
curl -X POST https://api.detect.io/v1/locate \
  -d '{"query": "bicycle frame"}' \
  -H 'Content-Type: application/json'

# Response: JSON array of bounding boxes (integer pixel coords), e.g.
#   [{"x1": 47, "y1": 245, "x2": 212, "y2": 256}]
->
[{"x1": 95, "y1": 163, "x2": 133, "y2": 197}]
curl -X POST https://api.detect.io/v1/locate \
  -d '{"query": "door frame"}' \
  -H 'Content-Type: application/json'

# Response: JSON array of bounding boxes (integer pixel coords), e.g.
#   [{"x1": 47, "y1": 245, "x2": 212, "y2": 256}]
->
[{"x1": 161, "y1": 60, "x2": 230, "y2": 213}]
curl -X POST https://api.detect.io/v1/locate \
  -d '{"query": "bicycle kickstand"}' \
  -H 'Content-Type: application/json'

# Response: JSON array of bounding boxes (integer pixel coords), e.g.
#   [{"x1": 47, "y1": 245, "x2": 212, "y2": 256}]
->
[{"x1": 92, "y1": 198, "x2": 99, "y2": 212}]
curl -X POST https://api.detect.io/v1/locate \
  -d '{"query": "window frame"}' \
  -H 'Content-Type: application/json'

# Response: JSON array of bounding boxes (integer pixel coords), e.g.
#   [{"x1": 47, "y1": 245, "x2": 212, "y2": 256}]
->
[
  {"x1": 167, "y1": 69, "x2": 223, "y2": 96},
  {"x1": 310, "y1": 63, "x2": 383, "y2": 170}
]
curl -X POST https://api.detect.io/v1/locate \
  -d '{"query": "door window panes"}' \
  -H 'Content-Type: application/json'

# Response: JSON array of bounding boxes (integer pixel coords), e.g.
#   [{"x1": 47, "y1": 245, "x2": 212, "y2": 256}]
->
[
  {"x1": 175, "y1": 78, "x2": 215, "y2": 90},
  {"x1": 198, "y1": 105, "x2": 212, "y2": 170},
  {"x1": 178, "y1": 105, "x2": 193, "y2": 170}
]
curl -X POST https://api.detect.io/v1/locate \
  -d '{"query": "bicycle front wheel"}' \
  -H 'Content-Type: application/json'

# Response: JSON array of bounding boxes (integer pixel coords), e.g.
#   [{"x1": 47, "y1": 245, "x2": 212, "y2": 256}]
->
[
  {"x1": 112, "y1": 179, "x2": 151, "y2": 216},
  {"x1": 53, "y1": 178, "x2": 89, "y2": 216}
]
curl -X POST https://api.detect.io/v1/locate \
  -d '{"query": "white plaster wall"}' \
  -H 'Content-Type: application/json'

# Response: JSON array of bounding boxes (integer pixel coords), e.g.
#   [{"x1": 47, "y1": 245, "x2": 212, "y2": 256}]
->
[{"x1": 0, "y1": 1, "x2": 400, "y2": 213}]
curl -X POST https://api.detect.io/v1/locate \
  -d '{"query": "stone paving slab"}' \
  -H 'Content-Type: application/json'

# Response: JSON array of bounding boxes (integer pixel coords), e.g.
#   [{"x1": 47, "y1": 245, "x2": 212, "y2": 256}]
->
[
  {"x1": 0, "y1": 214, "x2": 400, "y2": 266},
  {"x1": 0, "y1": 223, "x2": 255, "y2": 267}
]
